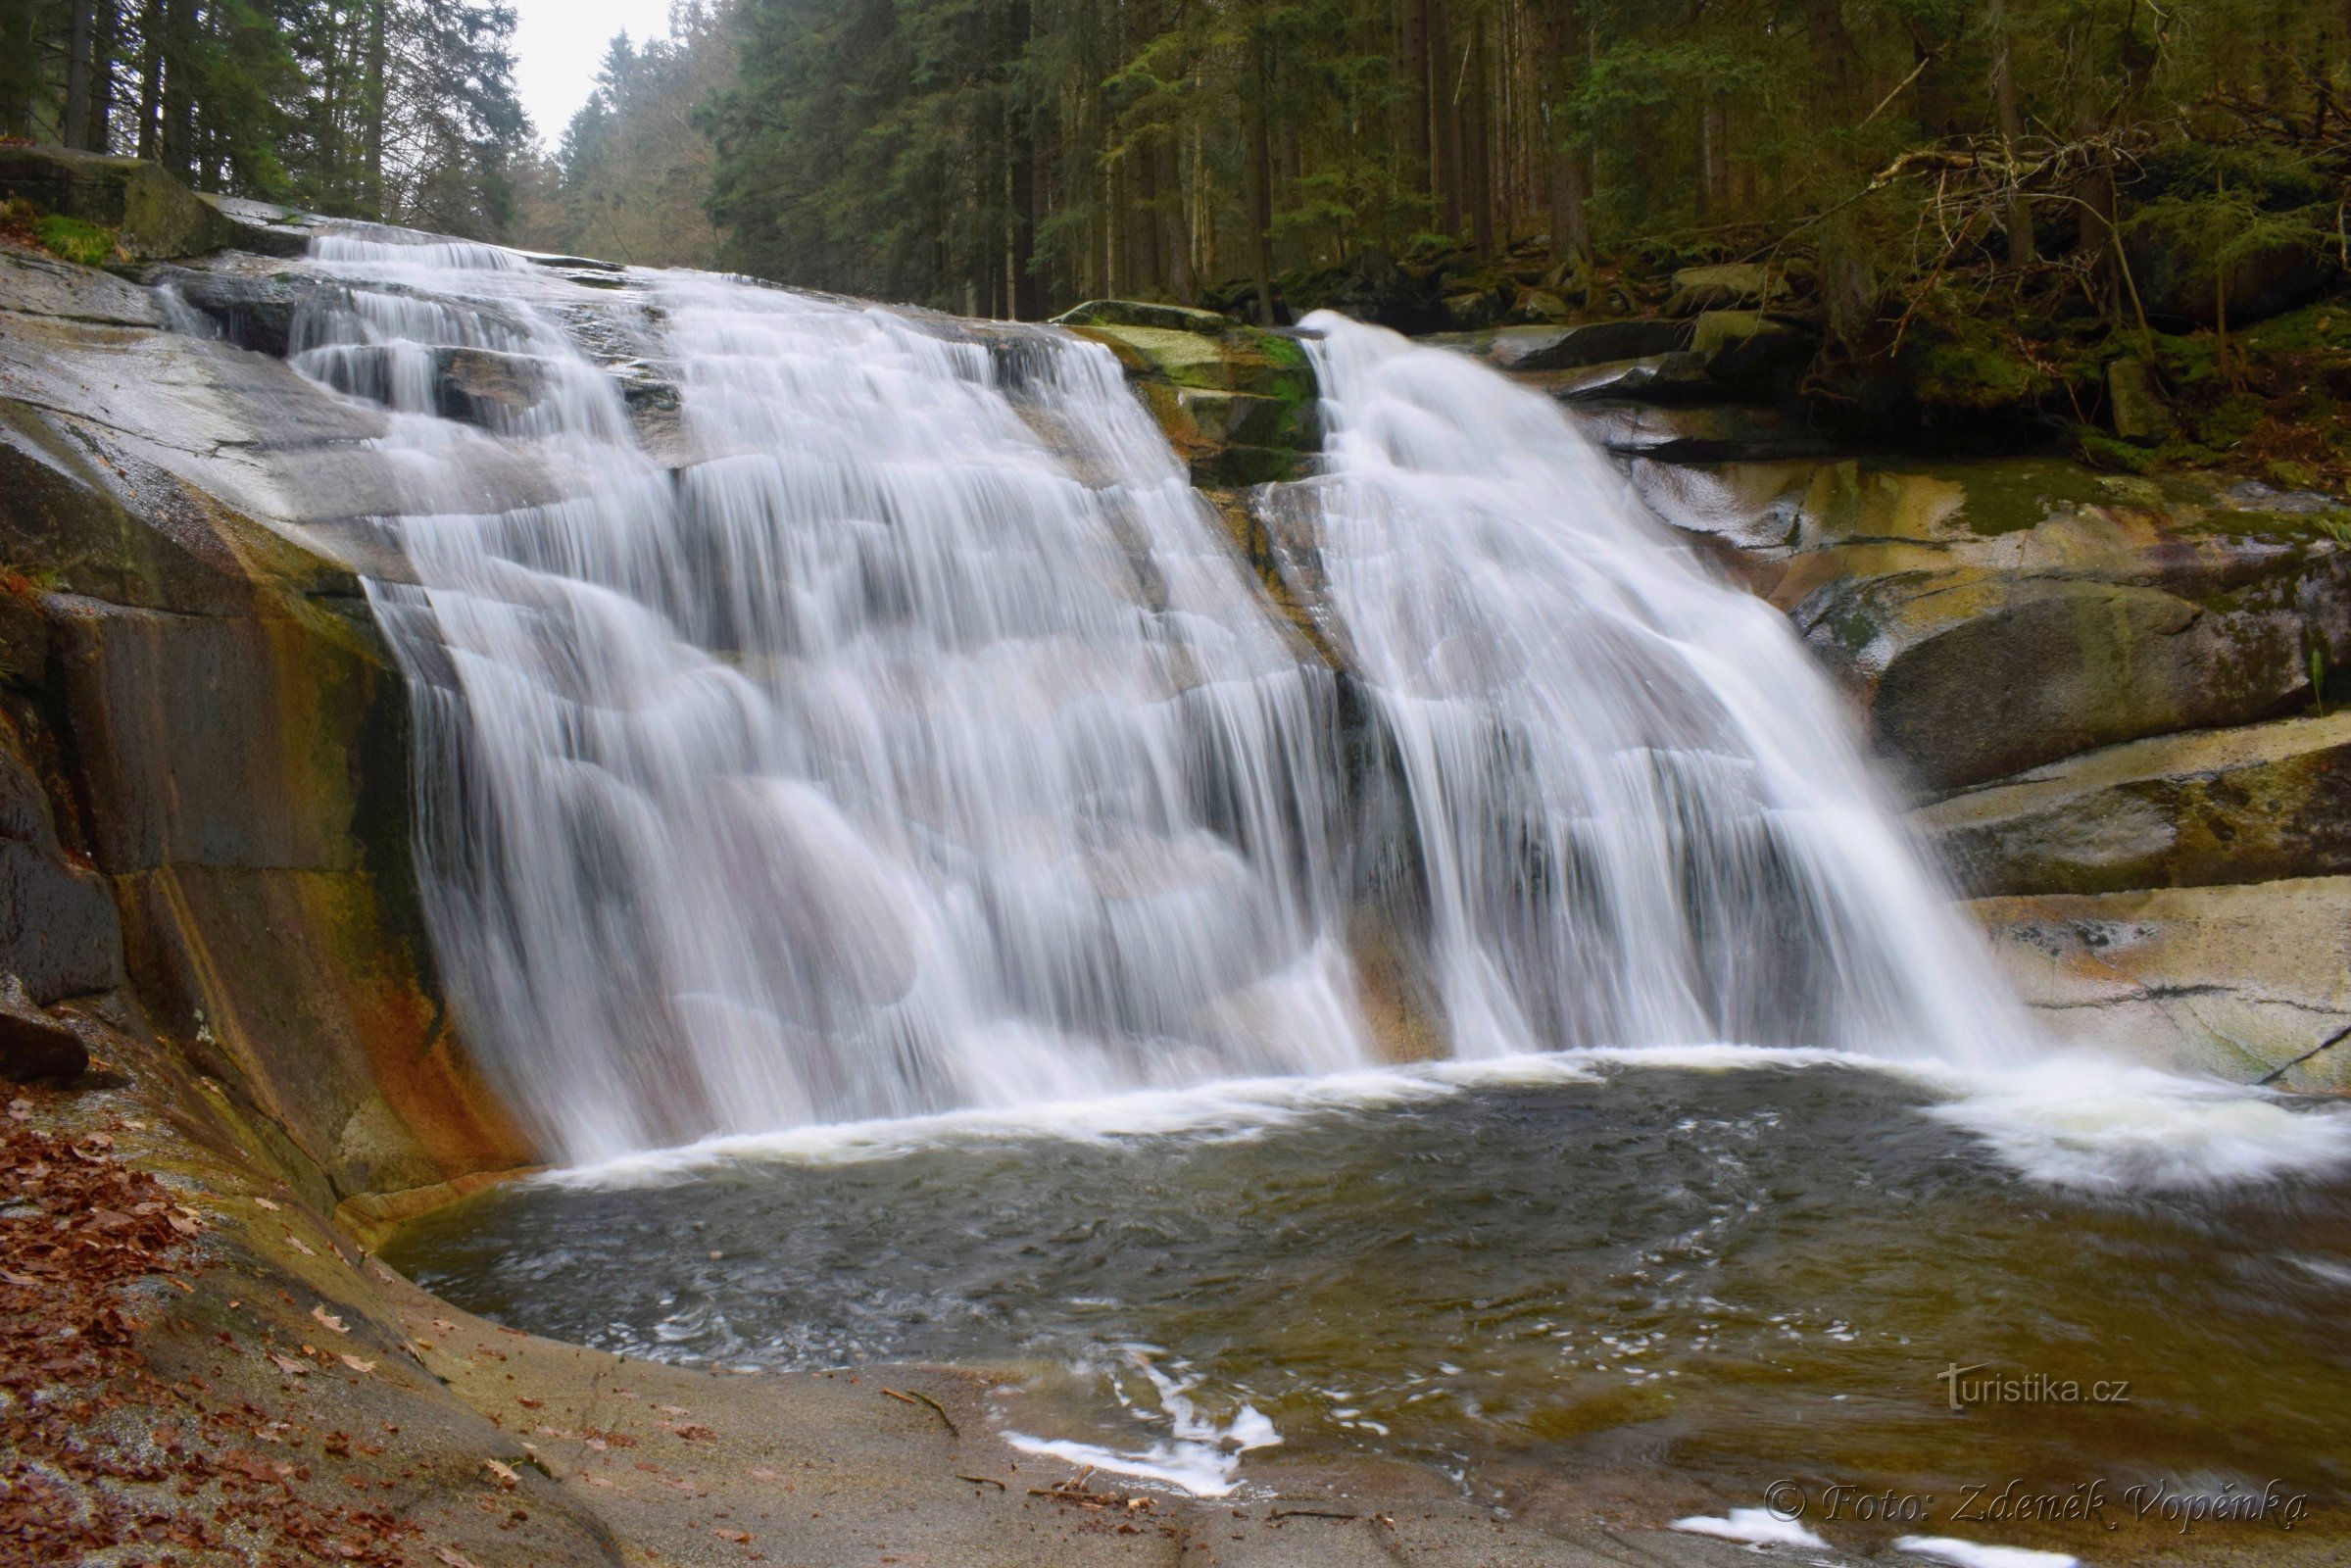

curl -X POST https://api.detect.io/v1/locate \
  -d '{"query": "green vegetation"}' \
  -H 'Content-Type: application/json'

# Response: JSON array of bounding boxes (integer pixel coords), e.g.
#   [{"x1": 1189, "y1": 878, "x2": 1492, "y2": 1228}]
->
[
  {"x1": 0, "y1": 0, "x2": 530, "y2": 237},
  {"x1": 31, "y1": 211, "x2": 117, "y2": 265},
  {"x1": 6, "y1": 0, "x2": 2350, "y2": 492}
]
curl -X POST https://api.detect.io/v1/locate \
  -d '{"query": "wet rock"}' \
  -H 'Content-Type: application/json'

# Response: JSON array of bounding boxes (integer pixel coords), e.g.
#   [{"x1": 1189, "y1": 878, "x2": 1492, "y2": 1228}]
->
[
  {"x1": 1576, "y1": 400, "x2": 1837, "y2": 464},
  {"x1": 155, "y1": 265, "x2": 324, "y2": 358},
  {"x1": 1920, "y1": 711, "x2": 2351, "y2": 896},
  {"x1": 1056, "y1": 300, "x2": 1318, "y2": 486},
  {"x1": 0, "y1": 145, "x2": 304, "y2": 262},
  {"x1": 1512, "y1": 318, "x2": 1693, "y2": 371},
  {"x1": 0, "y1": 974, "x2": 88, "y2": 1078},
  {"x1": 1546, "y1": 352, "x2": 1717, "y2": 404},
  {"x1": 0, "y1": 720, "x2": 123, "y2": 1004},
  {"x1": 1691, "y1": 310, "x2": 1817, "y2": 395},
  {"x1": 1666, "y1": 459, "x2": 2351, "y2": 792},
  {"x1": 1973, "y1": 876, "x2": 2351, "y2": 1089},
  {"x1": 1800, "y1": 569, "x2": 2324, "y2": 792}
]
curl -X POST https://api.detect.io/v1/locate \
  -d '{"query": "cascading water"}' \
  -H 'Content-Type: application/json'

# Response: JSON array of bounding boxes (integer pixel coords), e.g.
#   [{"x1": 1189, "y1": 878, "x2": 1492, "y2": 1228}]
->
[
  {"x1": 291, "y1": 234, "x2": 1368, "y2": 1162},
  {"x1": 282, "y1": 233, "x2": 2044, "y2": 1166},
  {"x1": 1264, "y1": 315, "x2": 2029, "y2": 1066}
]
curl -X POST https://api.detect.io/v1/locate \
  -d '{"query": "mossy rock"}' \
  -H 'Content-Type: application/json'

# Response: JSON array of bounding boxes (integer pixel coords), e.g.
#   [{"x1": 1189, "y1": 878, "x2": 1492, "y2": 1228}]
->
[
  {"x1": 1892, "y1": 312, "x2": 2053, "y2": 414},
  {"x1": 1058, "y1": 301, "x2": 1319, "y2": 485},
  {"x1": 0, "y1": 144, "x2": 306, "y2": 262},
  {"x1": 1920, "y1": 710, "x2": 2351, "y2": 897}
]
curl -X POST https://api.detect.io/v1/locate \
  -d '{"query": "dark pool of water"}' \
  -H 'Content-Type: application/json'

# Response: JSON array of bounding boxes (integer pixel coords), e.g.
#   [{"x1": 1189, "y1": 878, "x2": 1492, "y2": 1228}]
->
[{"x1": 388, "y1": 1056, "x2": 2351, "y2": 1526}]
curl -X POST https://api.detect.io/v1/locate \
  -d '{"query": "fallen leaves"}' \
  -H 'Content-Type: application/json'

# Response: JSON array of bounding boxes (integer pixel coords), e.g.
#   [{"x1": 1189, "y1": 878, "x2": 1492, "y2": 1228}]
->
[
  {"x1": 483, "y1": 1459, "x2": 520, "y2": 1490},
  {"x1": 339, "y1": 1355, "x2": 376, "y2": 1375},
  {"x1": 313, "y1": 1304, "x2": 348, "y2": 1333},
  {"x1": 269, "y1": 1352, "x2": 312, "y2": 1378}
]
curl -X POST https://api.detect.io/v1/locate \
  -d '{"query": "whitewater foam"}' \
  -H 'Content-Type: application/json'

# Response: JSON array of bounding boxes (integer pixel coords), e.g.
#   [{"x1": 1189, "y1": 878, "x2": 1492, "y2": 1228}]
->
[{"x1": 1670, "y1": 1507, "x2": 1830, "y2": 1548}]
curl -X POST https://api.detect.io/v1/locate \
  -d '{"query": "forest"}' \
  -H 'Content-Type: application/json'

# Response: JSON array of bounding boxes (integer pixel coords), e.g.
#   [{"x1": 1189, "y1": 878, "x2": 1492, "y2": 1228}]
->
[
  {"x1": 2, "y1": 0, "x2": 2345, "y2": 426},
  {"x1": 0, "y1": 0, "x2": 532, "y2": 236}
]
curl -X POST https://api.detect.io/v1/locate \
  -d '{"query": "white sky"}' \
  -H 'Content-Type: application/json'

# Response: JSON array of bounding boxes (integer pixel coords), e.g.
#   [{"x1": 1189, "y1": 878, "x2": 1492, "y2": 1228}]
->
[{"x1": 511, "y1": 0, "x2": 680, "y2": 147}]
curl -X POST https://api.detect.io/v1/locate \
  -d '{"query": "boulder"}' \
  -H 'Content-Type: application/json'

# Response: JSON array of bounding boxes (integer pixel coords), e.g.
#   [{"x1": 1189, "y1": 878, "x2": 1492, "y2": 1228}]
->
[
  {"x1": 1053, "y1": 299, "x2": 1237, "y2": 333},
  {"x1": 1513, "y1": 318, "x2": 1693, "y2": 372},
  {"x1": 1676, "y1": 459, "x2": 2351, "y2": 792},
  {"x1": 1663, "y1": 263, "x2": 1794, "y2": 317},
  {"x1": 1800, "y1": 569, "x2": 2326, "y2": 792},
  {"x1": 1919, "y1": 710, "x2": 2351, "y2": 896},
  {"x1": 1055, "y1": 301, "x2": 1318, "y2": 486},
  {"x1": 0, "y1": 974, "x2": 86, "y2": 1079},
  {"x1": 1973, "y1": 877, "x2": 2351, "y2": 1089},
  {"x1": 1545, "y1": 352, "x2": 1717, "y2": 404},
  {"x1": 2124, "y1": 205, "x2": 2333, "y2": 328},
  {"x1": 1691, "y1": 310, "x2": 1818, "y2": 395},
  {"x1": 0, "y1": 144, "x2": 305, "y2": 262}
]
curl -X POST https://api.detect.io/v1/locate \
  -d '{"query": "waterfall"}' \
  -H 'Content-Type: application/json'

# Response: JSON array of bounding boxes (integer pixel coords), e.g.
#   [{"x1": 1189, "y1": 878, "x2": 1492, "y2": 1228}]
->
[
  {"x1": 294, "y1": 239, "x2": 1369, "y2": 1162},
  {"x1": 1269, "y1": 314, "x2": 2025, "y2": 1066},
  {"x1": 286, "y1": 235, "x2": 2023, "y2": 1165}
]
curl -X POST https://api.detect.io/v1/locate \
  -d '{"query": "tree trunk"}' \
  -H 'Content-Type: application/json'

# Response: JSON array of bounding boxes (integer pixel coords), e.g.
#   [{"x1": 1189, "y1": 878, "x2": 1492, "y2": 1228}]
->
[
  {"x1": 1245, "y1": 27, "x2": 1279, "y2": 325},
  {"x1": 160, "y1": 0, "x2": 195, "y2": 181},
  {"x1": 1137, "y1": 140, "x2": 1163, "y2": 295},
  {"x1": 1536, "y1": 0, "x2": 1588, "y2": 264},
  {"x1": 365, "y1": 0, "x2": 388, "y2": 216},
  {"x1": 135, "y1": 0, "x2": 164, "y2": 159},
  {"x1": 1988, "y1": 0, "x2": 2034, "y2": 266},
  {"x1": 66, "y1": 0, "x2": 97, "y2": 149},
  {"x1": 1801, "y1": 0, "x2": 1855, "y2": 120},
  {"x1": 1429, "y1": 0, "x2": 1460, "y2": 235},
  {"x1": 1159, "y1": 138, "x2": 1193, "y2": 304},
  {"x1": 1465, "y1": 12, "x2": 1494, "y2": 252},
  {"x1": 1401, "y1": 0, "x2": 1432, "y2": 205}
]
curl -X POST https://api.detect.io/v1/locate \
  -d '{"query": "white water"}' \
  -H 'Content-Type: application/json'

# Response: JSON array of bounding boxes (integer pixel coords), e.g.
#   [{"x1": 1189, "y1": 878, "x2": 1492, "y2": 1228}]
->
[
  {"x1": 293, "y1": 235, "x2": 1366, "y2": 1161},
  {"x1": 275, "y1": 233, "x2": 2247, "y2": 1181},
  {"x1": 1276, "y1": 314, "x2": 2029, "y2": 1065}
]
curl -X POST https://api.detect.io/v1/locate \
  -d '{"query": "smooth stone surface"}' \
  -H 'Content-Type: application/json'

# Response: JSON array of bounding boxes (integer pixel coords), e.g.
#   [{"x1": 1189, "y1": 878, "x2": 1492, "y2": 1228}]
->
[
  {"x1": 1512, "y1": 318, "x2": 1694, "y2": 371},
  {"x1": 1974, "y1": 875, "x2": 2351, "y2": 1090},
  {"x1": 1920, "y1": 710, "x2": 2351, "y2": 896}
]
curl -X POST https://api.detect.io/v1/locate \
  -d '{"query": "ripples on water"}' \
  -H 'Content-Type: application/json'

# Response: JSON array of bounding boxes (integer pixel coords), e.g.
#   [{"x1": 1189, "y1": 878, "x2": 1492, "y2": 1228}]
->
[{"x1": 390, "y1": 1052, "x2": 2351, "y2": 1509}]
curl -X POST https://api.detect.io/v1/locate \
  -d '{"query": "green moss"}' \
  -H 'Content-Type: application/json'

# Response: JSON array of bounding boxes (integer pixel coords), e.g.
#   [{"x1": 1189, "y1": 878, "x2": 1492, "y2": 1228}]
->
[
  {"x1": 2188, "y1": 393, "x2": 2267, "y2": 448},
  {"x1": 1897, "y1": 311, "x2": 2050, "y2": 412},
  {"x1": 32, "y1": 214, "x2": 121, "y2": 268},
  {"x1": 2077, "y1": 428, "x2": 2162, "y2": 474},
  {"x1": 2242, "y1": 303, "x2": 2351, "y2": 357}
]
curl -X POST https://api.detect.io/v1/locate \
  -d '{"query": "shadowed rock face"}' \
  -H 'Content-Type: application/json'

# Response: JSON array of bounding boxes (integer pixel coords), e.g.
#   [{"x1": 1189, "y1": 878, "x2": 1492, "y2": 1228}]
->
[{"x1": 0, "y1": 230, "x2": 535, "y2": 1206}]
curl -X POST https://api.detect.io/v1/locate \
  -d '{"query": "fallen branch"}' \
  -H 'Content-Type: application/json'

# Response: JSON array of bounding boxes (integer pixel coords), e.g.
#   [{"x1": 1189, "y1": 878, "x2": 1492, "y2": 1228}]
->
[
  {"x1": 1857, "y1": 54, "x2": 1935, "y2": 132},
  {"x1": 1269, "y1": 1507, "x2": 1360, "y2": 1521},
  {"x1": 880, "y1": 1386, "x2": 958, "y2": 1439},
  {"x1": 1028, "y1": 1485, "x2": 1155, "y2": 1512},
  {"x1": 955, "y1": 1473, "x2": 1007, "y2": 1491}
]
